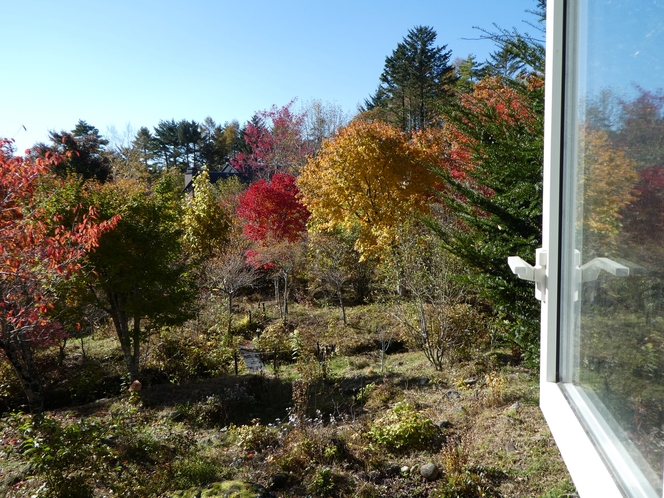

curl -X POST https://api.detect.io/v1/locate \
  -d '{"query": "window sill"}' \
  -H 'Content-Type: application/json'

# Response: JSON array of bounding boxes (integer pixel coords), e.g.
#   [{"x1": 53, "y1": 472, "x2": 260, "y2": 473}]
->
[{"x1": 540, "y1": 380, "x2": 625, "y2": 497}]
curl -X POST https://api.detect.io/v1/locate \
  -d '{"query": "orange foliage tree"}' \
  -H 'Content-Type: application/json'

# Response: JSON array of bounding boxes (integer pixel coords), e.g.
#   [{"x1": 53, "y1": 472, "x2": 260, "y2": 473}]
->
[
  {"x1": 298, "y1": 120, "x2": 439, "y2": 259},
  {"x1": 579, "y1": 127, "x2": 638, "y2": 256},
  {"x1": 0, "y1": 139, "x2": 118, "y2": 412}
]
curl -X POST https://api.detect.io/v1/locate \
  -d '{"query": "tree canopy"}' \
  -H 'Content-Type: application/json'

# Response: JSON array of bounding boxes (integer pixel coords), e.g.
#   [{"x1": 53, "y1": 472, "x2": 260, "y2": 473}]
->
[
  {"x1": 298, "y1": 120, "x2": 439, "y2": 259},
  {"x1": 363, "y1": 26, "x2": 456, "y2": 132}
]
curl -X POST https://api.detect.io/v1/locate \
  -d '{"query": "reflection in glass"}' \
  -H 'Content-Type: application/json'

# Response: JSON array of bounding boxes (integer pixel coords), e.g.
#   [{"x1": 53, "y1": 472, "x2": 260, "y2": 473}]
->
[{"x1": 560, "y1": 0, "x2": 664, "y2": 494}]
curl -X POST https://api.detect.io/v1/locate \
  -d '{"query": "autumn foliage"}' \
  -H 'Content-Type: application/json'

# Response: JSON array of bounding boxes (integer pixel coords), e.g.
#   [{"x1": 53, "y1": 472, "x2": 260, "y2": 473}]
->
[
  {"x1": 230, "y1": 102, "x2": 312, "y2": 181},
  {"x1": 0, "y1": 139, "x2": 119, "y2": 411},
  {"x1": 298, "y1": 120, "x2": 439, "y2": 258},
  {"x1": 237, "y1": 172, "x2": 309, "y2": 244}
]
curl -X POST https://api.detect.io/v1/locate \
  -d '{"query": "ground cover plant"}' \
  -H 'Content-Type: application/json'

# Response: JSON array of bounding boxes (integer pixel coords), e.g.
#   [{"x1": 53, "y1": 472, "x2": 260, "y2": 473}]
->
[{"x1": 0, "y1": 302, "x2": 576, "y2": 497}]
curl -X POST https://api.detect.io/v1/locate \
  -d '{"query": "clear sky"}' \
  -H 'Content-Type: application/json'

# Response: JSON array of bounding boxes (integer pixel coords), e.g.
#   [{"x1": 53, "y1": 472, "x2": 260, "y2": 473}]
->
[{"x1": 2, "y1": 0, "x2": 540, "y2": 154}]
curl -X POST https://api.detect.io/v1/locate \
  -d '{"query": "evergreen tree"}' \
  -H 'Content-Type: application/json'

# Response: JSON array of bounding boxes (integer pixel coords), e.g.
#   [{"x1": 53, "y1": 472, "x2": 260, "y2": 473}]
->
[
  {"x1": 363, "y1": 26, "x2": 456, "y2": 132},
  {"x1": 132, "y1": 127, "x2": 156, "y2": 170},
  {"x1": 152, "y1": 119, "x2": 181, "y2": 170},
  {"x1": 426, "y1": 3, "x2": 546, "y2": 363},
  {"x1": 453, "y1": 55, "x2": 484, "y2": 94},
  {"x1": 34, "y1": 120, "x2": 111, "y2": 182},
  {"x1": 151, "y1": 119, "x2": 204, "y2": 172}
]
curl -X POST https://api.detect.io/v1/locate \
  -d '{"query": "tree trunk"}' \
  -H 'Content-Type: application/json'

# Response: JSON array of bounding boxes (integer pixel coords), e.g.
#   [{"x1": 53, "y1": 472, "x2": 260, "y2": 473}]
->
[
  {"x1": 227, "y1": 293, "x2": 234, "y2": 335},
  {"x1": 282, "y1": 272, "x2": 289, "y2": 316},
  {"x1": 274, "y1": 278, "x2": 282, "y2": 318},
  {"x1": 1, "y1": 324, "x2": 45, "y2": 413},
  {"x1": 131, "y1": 316, "x2": 141, "y2": 380},
  {"x1": 109, "y1": 305, "x2": 139, "y2": 381},
  {"x1": 339, "y1": 291, "x2": 346, "y2": 325}
]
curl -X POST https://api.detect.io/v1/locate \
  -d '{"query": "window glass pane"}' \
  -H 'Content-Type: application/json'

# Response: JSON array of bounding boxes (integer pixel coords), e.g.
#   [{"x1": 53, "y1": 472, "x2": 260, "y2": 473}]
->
[{"x1": 560, "y1": 0, "x2": 664, "y2": 494}]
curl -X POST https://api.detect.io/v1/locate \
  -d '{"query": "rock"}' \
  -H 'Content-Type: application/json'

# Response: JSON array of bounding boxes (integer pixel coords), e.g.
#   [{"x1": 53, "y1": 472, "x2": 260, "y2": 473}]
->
[
  {"x1": 368, "y1": 470, "x2": 381, "y2": 482},
  {"x1": 445, "y1": 390, "x2": 461, "y2": 400},
  {"x1": 268, "y1": 473, "x2": 289, "y2": 490},
  {"x1": 169, "y1": 480, "x2": 277, "y2": 498},
  {"x1": 355, "y1": 471, "x2": 370, "y2": 482},
  {"x1": 506, "y1": 443, "x2": 517, "y2": 455},
  {"x1": 507, "y1": 373, "x2": 519, "y2": 381},
  {"x1": 463, "y1": 377, "x2": 477, "y2": 386},
  {"x1": 384, "y1": 464, "x2": 401, "y2": 477},
  {"x1": 419, "y1": 377, "x2": 430, "y2": 386},
  {"x1": 508, "y1": 401, "x2": 520, "y2": 412},
  {"x1": 400, "y1": 465, "x2": 410, "y2": 475},
  {"x1": 420, "y1": 463, "x2": 439, "y2": 481}
]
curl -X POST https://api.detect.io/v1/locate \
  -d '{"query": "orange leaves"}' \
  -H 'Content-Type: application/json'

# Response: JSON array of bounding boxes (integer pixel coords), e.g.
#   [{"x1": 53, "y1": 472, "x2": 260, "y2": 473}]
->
[
  {"x1": 0, "y1": 138, "x2": 118, "y2": 347},
  {"x1": 298, "y1": 120, "x2": 438, "y2": 259},
  {"x1": 460, "y1": 76, "x2": 538, "y2": 129},
  {"x1": 579, "y1": 128, "x2": 638, "y2": 250}
]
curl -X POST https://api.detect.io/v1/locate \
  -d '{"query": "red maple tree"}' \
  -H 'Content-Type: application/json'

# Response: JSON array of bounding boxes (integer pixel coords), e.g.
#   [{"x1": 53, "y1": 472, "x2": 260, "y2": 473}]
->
[
  {"x1": 0, "y1": 139, "x2": 119, "y2": 412},
  {"x1": 236, "y1": 173, "x2": 309, "y2": 316},
  {"x1": 230, "y1": 101, "x2": 312, "y2": 181},
  {"x1": 236, "y1": 173, "x2": 309, "y2": 244}
]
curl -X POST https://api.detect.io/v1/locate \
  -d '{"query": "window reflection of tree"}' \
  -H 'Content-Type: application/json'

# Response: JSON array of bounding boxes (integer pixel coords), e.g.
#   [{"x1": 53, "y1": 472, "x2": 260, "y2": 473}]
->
[{"x1": 578, "y1": 87, "x2": 664, "y2": 478}]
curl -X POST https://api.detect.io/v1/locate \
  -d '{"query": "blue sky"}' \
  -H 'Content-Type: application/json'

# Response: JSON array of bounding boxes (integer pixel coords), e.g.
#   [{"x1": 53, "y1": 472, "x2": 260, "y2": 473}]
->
[{"x1": 2, "y1": 0, "x2": 539, "y2": 154}]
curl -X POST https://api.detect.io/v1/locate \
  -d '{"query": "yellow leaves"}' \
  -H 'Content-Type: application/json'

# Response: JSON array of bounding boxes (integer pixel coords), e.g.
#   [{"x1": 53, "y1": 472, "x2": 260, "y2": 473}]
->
[
  {"x1": 181, "y1": 167, "x2": 230, "y2": 258},
  {"x1": 579, "y1": 128, "x2": 639, "y2": 251},
  {"x1": 298, "y1": 120, "x2": 438, "y2": 259}
]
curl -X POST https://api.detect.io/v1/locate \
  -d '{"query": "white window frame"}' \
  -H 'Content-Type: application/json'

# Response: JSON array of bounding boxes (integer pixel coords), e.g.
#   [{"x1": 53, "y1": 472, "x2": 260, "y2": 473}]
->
[{"x1": 541, "y1": 1, "x2": 661, "y2": 496}]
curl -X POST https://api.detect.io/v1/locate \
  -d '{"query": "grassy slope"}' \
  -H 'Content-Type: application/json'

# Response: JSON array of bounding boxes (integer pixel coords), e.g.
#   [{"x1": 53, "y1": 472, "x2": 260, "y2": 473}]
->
[{"x1": 0, "y1": 303, "x2": 576, "y2": 497}]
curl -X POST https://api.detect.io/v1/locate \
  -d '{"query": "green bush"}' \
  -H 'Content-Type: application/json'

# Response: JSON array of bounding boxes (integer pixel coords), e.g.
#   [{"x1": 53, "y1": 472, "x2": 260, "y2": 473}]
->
[
  {"x1": 431, "y1": 469, "x2": 500, "y2": 498},
  {"x1": 308, "y1": 466, "x2": 337, "y2": 497},
  {"x1": 254, "y1": 324, "x2": 300, "y2": 360},
  {"x1": 10, "y1": 413, "x2": 112, "y2": 498},
  {"x1": 233, "y1": 420, "x2": 281, "y2": 452},
  {"x1": 366, "y1": 402, "x2": 438, "y2": 452},
  {"x1": 150, "y1": 328, "x2": 237, "y2": 382}
]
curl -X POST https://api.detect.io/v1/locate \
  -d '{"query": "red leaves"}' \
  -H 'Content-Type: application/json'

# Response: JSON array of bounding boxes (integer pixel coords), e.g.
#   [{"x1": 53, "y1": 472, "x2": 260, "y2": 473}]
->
[
  {"x1": 237, "y1": 173, "x2": 309, "y2": 244},
  {"x1": 230, "y1": 101, "x2": 312, "y2": 181},
  {"x1": 0, "y1": 138, "x2": 118, "y2": 347}
]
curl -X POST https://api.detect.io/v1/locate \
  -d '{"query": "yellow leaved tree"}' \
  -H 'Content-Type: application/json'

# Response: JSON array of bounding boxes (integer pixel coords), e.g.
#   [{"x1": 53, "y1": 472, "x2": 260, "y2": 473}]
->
[
  {"x1": 579, "y1": 128, "x2": 638, "y2": 256},
  {"x1": 298, "y1": 120, "x2": 438, "y2": 259}
]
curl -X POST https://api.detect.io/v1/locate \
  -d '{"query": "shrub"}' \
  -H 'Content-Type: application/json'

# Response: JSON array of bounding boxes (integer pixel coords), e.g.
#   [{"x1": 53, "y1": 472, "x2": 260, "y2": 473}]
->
[
  {"x1": 149, "y1": 328, "x2": 237, "y2": 382},
  {"x1": 308, "y1": 466, "x2": 337, "y2": 497},
  {"x1": 10, "y1": 413, "x2": 112, "y2": 498},
  {"x1": 254, "y1": 323, "x2": 300, "y2": 370},
  {"x1": 366, "y1": 401, "x2": 438, "y2": 452},
  {"x1": 233, "y1": 420, "x2": 282, "y2": 452},
  {"x1": 445, "y1": 304, "x2": 491, "y2": 362},
  {"x1": 430, "y1": 470, "x2": 501, "y2": 498}
]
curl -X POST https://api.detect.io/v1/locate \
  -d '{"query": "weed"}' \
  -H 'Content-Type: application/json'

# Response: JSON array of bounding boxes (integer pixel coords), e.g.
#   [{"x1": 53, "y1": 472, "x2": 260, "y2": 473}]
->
[
  {"x1": 431, "y1": 469, "x2": 501, "y2": 498},
  {"x1": 483, "y1": 372, "x2": 506, "y2": 407},
  {"x1": 356, "y1": 382, "x2": 378, "y2": 403},
  {"x1": 169, "y1": 454, "x2": 224, "y2": 489},
  {"x1": 308, "y1": 466, "x2": 336, "y2": 497},
  {"x1": 9, "y1": 413, "x2": 113, "y2": 498}
]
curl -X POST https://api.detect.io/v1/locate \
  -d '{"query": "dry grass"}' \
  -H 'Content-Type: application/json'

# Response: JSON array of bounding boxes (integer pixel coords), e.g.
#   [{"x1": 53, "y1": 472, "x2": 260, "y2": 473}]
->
[{"x1": 0, "y1": 303, "x2": 576, "y2": 497}]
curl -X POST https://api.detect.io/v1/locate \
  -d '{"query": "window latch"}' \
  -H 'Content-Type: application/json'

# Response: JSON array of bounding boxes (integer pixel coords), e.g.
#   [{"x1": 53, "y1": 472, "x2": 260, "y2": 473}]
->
[
  {"x1": 578, "y1": 256, "x2": 630, "y2": 282},
  {"x1": 507, "y1": 248, "x2": 547, "y2": 302}
]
